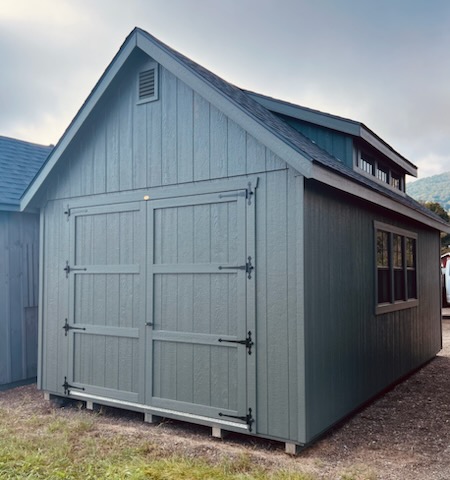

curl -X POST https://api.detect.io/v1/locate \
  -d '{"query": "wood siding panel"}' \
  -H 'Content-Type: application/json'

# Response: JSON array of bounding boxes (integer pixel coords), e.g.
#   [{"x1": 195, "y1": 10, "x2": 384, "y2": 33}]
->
[
  {"x1": 254, "y1": 170, "x2": 300, "y2": 441},
  {"x1": 119, "y1": 81, "x2": 134, "y2": 191},
  {"x1": 281, "y1": 116, "x2": 353, "y2": 168},
  {"x1": 177, "y1": 80, "x2": 194, "y2": 183},
  {"x1": 161, "y1": 68, "x2": 178, "y2": 185},
  {"x1": 210, "y1": 106, "x2": 227, "y2": 178},
  {"x1": 193, "y1": 92, "x2": 210, "y2": 181},
  {"x1": 0, "y1": 212, "x2": 39, "y2": 386},
  {"x1": 43, "y1": 57, "x2": 286, "y2": 203},
  {"x1": 227, "y1": 120, "x2": 246, "y2": 176},
  {"x1": 265, "y1": 171, "x2": 290, "y2": 439},
  {"x1": 304, "y1": 181, "x2": 442, "y2": 442}
]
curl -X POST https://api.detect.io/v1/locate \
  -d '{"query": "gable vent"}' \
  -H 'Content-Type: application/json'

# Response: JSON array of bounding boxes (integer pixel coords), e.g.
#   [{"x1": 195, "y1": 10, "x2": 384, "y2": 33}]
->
[{"x1": 138, "y1": 64, "x2": 158, "y2": 103}]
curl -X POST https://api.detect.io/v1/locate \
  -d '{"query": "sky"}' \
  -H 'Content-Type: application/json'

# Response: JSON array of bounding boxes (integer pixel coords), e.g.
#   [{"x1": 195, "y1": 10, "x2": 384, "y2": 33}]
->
[{"x1": 1, "y1": 0, "x2": 449, "y2": 182}]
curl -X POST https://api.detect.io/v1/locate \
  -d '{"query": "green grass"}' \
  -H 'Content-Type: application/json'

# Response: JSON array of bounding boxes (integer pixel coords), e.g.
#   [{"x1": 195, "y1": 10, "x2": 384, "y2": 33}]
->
[{"x1": 0, "y1": 406, "x2": 316, "y2": 480}]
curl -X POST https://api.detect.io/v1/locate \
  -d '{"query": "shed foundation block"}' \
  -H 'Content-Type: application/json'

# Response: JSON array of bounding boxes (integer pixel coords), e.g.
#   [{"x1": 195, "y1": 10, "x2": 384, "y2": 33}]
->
[
  {"x1": 211, "y1": 426, "x2": 228, "y2": 439},
  {"x1": 144, "y1": 413, "x2": 162, "y2": 424},
  {"x1": 285, "y1": 442, "x2": 301, "y2": 455}
]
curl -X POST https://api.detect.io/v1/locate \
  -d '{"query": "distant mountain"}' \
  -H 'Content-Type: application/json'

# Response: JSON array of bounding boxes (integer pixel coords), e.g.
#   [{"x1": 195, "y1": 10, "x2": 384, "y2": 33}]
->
[{"x1": 406, "y1": 171, "x2": 450, "y2": 212}]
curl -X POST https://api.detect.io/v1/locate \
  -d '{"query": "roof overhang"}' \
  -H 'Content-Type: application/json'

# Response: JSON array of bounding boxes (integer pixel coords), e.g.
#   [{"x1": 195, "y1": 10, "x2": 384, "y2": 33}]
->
[
  {"x1": 310, "y1": 163, "x2": 450, "y2": 233},
  {"x1": 246, "y1": 91, "x2": 418, "y2": 178}
]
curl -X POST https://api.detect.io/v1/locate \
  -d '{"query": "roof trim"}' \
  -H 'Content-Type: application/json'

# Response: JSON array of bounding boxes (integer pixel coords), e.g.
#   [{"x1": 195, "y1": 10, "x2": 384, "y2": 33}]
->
[
  {"x1": 311, "y1": 163, "x2": 450, "y2": 233},
  {"x1": 0, "y1": 203, "x2": 19, "y2": 212},
  {"x1": 20, "y1": 31, "x2": 138, "y2": 210},
  {"x1": 246, "y1": 91, "x2": 418, "y2": 178},
  {"x1": 21, "y1": 28, "x2": 313, "y2": 210}
]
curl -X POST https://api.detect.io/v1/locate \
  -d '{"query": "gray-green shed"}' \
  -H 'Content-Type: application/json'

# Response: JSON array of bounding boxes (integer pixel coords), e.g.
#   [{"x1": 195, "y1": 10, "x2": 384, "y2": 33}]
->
[
  {"x1": 21, "y1": 28, "x2": 450, "y2": 451},
  {"x1": 0, "y1": 136, "x2": 51, "y2": 386}
]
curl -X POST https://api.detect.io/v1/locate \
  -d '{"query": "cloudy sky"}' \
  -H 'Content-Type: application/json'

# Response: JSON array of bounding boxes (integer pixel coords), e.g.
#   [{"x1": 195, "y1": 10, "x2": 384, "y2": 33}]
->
[{"x1": 1, "y1": 0, "x2": 449, "y2": 181}]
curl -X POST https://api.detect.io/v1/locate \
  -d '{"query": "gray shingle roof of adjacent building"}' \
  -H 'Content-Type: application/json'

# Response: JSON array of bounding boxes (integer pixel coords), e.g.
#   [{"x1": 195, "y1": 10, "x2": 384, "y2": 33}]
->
[{"x1": 0, "y1": 136, "x2": 52, "y2": 209}]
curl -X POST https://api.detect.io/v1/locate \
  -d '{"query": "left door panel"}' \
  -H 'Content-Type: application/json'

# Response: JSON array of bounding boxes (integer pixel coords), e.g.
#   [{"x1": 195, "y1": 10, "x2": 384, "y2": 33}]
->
[{"x1": 66, "y1": 202, "x2": 146, "y2": 403}]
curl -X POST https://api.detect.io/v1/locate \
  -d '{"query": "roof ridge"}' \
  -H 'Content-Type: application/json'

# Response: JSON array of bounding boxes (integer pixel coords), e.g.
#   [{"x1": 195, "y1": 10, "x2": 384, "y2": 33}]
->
[{"x1": 0, "y1": 135, "x2": 53, "y2": 149}]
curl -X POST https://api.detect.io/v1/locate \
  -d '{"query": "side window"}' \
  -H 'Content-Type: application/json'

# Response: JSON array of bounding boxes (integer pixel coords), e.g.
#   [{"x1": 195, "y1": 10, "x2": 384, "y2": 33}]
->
[{"x1": 375, "y1": 222, "x2": 418, "y2": 314}]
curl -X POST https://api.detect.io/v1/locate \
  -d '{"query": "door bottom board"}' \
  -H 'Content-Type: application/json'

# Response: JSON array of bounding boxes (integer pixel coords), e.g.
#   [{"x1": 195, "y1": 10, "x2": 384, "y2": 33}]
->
[{"x1": 68, "y1": 390, "x2": 250, "y2": 431}]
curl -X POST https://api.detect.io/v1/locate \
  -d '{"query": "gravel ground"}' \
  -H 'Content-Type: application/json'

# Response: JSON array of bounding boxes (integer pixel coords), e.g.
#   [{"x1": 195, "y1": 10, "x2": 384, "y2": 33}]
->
[{"x1": 2, "y1": 321, "x2": 450, "y2": 479}]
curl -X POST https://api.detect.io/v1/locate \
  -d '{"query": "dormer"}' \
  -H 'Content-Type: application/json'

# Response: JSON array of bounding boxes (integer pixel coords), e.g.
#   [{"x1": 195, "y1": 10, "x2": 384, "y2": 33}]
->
[{"x1": 246, "y1": 90, "x2": 417, "y2": 194}]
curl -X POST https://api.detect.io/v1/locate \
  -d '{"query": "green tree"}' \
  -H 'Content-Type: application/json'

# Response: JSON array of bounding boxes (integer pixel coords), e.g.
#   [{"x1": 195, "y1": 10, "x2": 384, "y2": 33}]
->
[
  {"x1": 423, "y1": 201, "x2": 450, "y2": 222},
  {"x1": 421, "y1": 201, "x2": 450, "y2": 253}
]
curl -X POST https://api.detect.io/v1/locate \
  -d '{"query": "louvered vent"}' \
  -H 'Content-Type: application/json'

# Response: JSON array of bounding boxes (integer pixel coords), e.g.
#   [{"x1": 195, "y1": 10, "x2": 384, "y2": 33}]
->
[{"x1": 138, "y1": 65, "x2": 158, "y2": 103}]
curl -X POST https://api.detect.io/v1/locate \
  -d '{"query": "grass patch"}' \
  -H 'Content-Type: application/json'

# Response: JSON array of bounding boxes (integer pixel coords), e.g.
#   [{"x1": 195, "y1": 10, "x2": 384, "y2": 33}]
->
[{"x1": 0, "y1": 405, "x2": 315, "y2": 480}]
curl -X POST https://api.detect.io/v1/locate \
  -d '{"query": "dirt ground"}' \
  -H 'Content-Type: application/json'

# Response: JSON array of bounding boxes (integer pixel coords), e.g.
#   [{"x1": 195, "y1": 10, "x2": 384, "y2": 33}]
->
[{"x1": 2, "y1": 322, "x2": 450, "y2": 479}]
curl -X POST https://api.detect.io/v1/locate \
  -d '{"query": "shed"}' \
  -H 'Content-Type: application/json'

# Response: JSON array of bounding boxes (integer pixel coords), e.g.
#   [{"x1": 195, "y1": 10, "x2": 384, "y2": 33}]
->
[
  {"x1": 21, "y1": 28, "x2": 450, "y2": 451},
  {"x1": 0, "y1": 136, "x2": 52, "y2": 386}
]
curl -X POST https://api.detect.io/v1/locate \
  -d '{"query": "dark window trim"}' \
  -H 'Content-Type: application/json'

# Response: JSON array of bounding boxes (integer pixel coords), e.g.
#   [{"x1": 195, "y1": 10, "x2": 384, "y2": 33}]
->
[
  {"x1": 357, "y1": 150, "x2": 405, "y2": 193},
  {"x1": 374, "y1": 221, "x2": 418, "y2": 315}
]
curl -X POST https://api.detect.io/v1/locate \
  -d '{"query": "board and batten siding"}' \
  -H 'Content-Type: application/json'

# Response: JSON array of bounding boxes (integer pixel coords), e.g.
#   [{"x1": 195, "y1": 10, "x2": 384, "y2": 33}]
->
[
  {"x1": 0, "y1": 212, "x2": 39, "y2": 385},
  {"x1": 303, "y1": 180, "x2": 441, "y2": 442},
  {"x1": 39, "y1": 50, "x2": 286, "y2": 204},
  {"x1": 280, "y1": 116, "x2": 353, "y2": 168},
  {"x1": 40, "y1": 169, "x2": 306, "y2": 443}
]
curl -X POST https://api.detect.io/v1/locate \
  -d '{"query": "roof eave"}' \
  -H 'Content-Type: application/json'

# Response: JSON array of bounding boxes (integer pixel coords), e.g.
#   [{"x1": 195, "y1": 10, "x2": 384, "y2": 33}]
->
[{"x1": 310, "y1": 163, "x2": 450, "y2": 233}]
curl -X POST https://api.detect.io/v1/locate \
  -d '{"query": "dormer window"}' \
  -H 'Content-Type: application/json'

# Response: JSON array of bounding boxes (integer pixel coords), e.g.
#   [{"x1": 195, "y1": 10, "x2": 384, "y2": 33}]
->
[
  {"x1": 390, "y1": 172, "x2": 401, "y2": 190},
  {"x1": 376, "y1": 165, "x2": 388, "y2": 183},
  {"x1": 358, "y1": 152, "x2": 405, "y2": 192},
  {"x1": 360, "y1": 155, "x2": 374, "y2": 175}
]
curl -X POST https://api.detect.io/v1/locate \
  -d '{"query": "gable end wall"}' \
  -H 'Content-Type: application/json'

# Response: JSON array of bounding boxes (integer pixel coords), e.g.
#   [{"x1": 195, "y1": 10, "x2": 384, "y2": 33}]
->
[{"x1": 41, "y1": 50, "x2": 287, "y2": 203}]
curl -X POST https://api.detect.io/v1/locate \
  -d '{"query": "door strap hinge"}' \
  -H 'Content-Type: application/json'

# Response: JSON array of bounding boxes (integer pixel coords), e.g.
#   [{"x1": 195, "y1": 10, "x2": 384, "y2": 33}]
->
[
  {"x1": 63, "y1": 319, "x2": 86, "y2": 336},
  {"x1": 64, "y1": 261, "x2": 87, "y2": 278},
  {"x1": 218, "y1": 191, "x2": 246, "y2": 199},
  {"x1": 64, "y1": 205, "x2": 70, "y2": 219},
  {"x1": 219, "y1": 408, "x2": 254, "y2": 432},
  {"x1": 218, "y1": 330, "x2": 254, "y2": 355},
  {"x1": 62, "y1": 376, "x2": 85, "y2": 396},
  {"x1": 246, "y1": 178, "x2": 259, "y2": 205},
  {"x1": 218, "y1": 256, "x2": 254, "y2": 279}
]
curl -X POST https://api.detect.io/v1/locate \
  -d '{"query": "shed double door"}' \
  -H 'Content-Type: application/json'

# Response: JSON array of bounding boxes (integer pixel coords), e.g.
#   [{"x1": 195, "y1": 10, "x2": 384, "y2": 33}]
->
[
  {"x1": 65, "y1": 187, "x2": 255, "y2": 430},
  {"x1": 146, "y1": 190, "x2": 256, "y2": 430}
]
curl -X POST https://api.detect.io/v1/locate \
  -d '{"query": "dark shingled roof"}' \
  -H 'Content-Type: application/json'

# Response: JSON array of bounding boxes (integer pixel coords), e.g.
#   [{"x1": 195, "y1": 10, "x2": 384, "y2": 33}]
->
[
  {"x1": 0, "y1": 136, "x2": 52, "y2": 208},
  {"x1": 136, "y1": 29, "x2": 447, "y2": 229}
]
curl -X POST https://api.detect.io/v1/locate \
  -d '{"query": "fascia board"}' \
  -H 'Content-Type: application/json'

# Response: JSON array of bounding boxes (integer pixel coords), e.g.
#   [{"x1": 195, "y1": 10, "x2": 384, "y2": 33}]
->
[
  {"x1": 20, "y1": 34, "x2": 138, "y2": 211},
  {"x1": 311, "y1": 163, "x2": 450, "y2": 233},
  {"x1": 247, "y1": 92, "x2": 360, "y2": 136},
  {"x1": 136, "y1": 32, "x2": 312, "y2": 178},
  {"x1": 359, "y1": 128, "x2": 417, "y2": 177}
]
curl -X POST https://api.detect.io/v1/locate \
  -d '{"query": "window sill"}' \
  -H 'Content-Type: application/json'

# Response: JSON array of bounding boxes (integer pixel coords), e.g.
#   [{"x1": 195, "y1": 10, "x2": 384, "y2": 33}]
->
[{"x1": 376, "y1": 299, "x2": 419, "y2": 315}]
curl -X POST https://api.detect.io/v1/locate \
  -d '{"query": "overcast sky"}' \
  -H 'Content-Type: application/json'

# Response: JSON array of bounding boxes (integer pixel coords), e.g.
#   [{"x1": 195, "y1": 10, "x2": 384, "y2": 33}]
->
[{"x1": 1, "y1": 0, "x2": 449, "y2": 181}]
